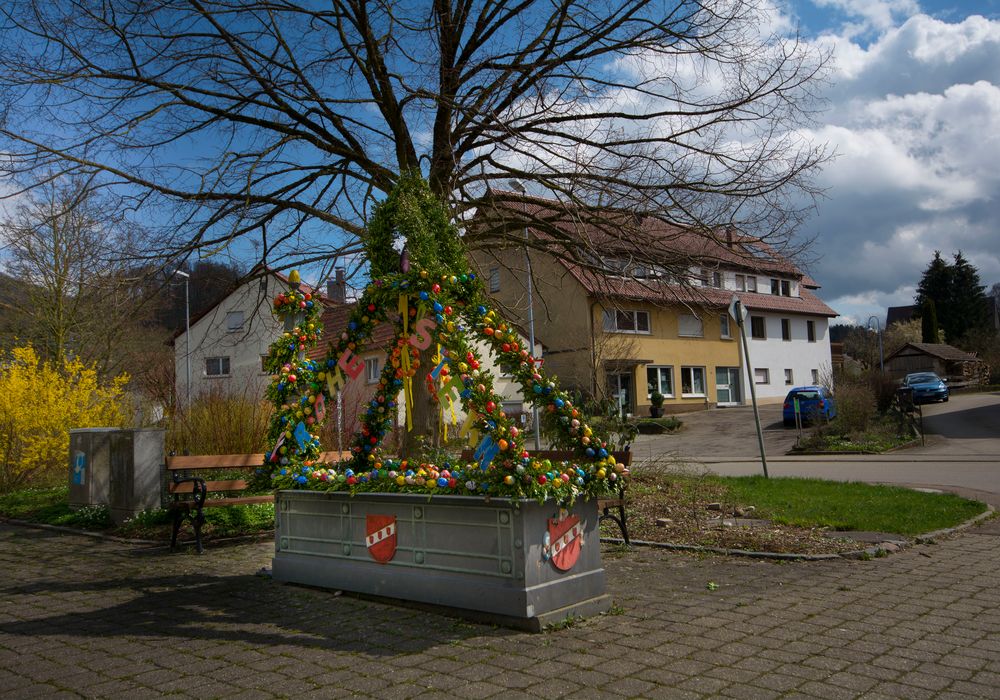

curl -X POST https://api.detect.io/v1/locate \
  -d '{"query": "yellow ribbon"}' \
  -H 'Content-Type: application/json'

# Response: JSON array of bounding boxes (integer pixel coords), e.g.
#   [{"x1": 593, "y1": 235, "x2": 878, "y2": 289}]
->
[{"x1": 398, "y1": 294, "x2": 413, "y2": 432}]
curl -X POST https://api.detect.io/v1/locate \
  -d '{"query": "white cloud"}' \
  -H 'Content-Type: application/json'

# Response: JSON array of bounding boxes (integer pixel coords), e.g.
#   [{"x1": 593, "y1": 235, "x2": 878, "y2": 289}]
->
[
  {"x1": 799, "y1": 10, "x2": 1000, "y2": 314},
  {"x1": 813, "y1": 0, "x2": 920, "y2": 35}
]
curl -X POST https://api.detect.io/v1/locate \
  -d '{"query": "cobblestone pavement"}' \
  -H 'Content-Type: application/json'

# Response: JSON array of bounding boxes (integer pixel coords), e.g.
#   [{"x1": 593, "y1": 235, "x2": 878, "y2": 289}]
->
[{"x1": 3, "y1": 523, "x2": 1000, "y2": 699}]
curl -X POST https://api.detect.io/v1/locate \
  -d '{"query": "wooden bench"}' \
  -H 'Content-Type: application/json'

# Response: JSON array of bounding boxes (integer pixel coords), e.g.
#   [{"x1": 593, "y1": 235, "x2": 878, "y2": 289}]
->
[
  {"x1": 459, "y1": 447, "x2": 632, "y2": 545},
  {"x1": 166, "y1": 451, "x2": 346, "y2": 553}
]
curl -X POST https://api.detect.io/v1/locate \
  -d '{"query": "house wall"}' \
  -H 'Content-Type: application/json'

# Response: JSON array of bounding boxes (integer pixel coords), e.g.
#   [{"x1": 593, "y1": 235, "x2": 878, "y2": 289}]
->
[
  {"x1": 593, "y1": 303, "x2": 740, "y2": 414},
  {"x1": 470, "y1": 248, "x2": 594, "y2": 396},
  {"x1": 744, "y1": 313, "x2": 833, "y2": 403},
  {"x1": 174, "y1": 275, "x2": 285, "y2": 404}
]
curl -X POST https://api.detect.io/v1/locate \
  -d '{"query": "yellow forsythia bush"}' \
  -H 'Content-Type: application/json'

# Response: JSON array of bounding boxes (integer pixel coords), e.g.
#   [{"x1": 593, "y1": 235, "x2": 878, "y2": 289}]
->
[{"x1": 0, "y1": 345, "x2": 129, "y2": 493}]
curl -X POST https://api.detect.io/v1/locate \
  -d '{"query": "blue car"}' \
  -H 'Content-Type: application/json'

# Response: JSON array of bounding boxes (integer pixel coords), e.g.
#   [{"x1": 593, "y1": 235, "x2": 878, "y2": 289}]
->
[
  {"x1": 783, "y1": 386, "x2": 837, "y2": 427},
  {"x1": 901, "y1": 372, "x2": 949, "y2": 404}
]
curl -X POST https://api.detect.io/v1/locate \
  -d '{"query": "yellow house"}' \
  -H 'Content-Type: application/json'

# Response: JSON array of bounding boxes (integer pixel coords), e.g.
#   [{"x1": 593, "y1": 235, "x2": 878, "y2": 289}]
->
[
  {"x1": 469, "y1": 195, "x2": 836, "y2": 415},
  {"x1": 471, "y1": 243, "x2": 740, "y2": 415}
]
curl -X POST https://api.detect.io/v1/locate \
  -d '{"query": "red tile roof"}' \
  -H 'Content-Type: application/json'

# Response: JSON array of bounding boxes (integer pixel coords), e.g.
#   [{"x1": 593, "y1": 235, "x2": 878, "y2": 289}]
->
[
  {"x1": 561, "y1": 260, "x2": 837, "y2": 317},
  {"x1": 307, "y1": 301, "x2": 397, "y2": 361},
  {"x1": 477, "y1": 191, "x2": 804, "y2": 278}
]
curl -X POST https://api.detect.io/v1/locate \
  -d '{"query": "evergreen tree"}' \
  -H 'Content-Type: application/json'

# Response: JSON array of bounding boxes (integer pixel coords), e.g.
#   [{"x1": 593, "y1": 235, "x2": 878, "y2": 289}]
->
[
  {"x1": 948, "y1": 252, "x2": 988, "y2": 341},
  {"x1": 914, "y1": 251, "x2": 991, "y2": 345},
  {"x1": 921, "y1": 298, "x2": 941, "y2": 344},
  {"x1": 915, "y1": 251, "x2": 952, "y2": 317}
]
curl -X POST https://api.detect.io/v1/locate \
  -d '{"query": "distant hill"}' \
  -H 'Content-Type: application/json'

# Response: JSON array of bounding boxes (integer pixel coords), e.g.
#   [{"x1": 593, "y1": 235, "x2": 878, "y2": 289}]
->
[{"x1": 0, "y1": 272, "x2": 27, "y2": 345}]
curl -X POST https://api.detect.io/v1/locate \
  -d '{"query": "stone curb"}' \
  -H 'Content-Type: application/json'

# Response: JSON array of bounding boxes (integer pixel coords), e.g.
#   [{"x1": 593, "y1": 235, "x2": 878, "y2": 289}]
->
[
  {"x1": 914, "y1": 503, "x2": 996, "y2": 544},
  {"x1": 601, "y1": 503, "x2": 996, "y2": 562}
]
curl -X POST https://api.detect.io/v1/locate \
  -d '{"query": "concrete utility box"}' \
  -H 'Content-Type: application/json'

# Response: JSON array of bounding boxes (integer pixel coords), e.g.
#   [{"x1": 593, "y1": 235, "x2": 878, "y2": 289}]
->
[
  {"x1": 68, "y1": 428, "x2": 116, "y2": 509},
  {"x1": 107, "y1": 429, "x2": 165, "y2": 525}
]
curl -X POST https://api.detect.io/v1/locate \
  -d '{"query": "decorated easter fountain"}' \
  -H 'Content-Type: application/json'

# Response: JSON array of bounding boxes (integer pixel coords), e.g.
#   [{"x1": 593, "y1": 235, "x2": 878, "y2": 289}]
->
[{"x1": 265, "y1": 176, "x2": 628, "y2": 629}]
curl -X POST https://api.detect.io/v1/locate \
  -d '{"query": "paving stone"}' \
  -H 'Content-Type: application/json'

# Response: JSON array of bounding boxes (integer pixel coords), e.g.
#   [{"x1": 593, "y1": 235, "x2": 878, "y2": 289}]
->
[{"x1": 6, "y1": 523, "x2": 1000, "y2": 699}]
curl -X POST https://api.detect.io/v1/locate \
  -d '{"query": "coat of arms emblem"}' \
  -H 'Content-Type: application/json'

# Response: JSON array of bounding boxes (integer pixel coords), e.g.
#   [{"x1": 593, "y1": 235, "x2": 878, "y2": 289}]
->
[
  {"x1": 543, "y1": 512, "x2": 583, "y2": 572},
  {"x1": 366, "y1": 514, "x2": 397, "y2": 564}
]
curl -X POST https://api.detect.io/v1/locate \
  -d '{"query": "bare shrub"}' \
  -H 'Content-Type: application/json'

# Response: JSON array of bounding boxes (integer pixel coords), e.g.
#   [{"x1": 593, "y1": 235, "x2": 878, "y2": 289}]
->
[
  {"x1": 167, "y1": 385, "x2": 272, "y2": 456},
  {"x1": 829, "y1": 373, "x2": 877, "y2": 435}
]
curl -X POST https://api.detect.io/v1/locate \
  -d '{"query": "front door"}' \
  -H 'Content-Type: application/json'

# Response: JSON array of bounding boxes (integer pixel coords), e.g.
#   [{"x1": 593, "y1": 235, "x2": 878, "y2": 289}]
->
[
  {"x1": 607, "y1": 372, "x2": 633, "y2": 417},
  {"x1": 716, "y1": 367, "x2": 742, "y2": 406}
]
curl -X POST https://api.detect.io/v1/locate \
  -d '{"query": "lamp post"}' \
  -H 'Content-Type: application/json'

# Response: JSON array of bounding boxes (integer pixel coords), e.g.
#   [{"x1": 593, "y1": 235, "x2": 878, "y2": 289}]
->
[
  {"x1": 175, "y1": 270, "x2": 191, "y2": 406},
  {"x1": 508, "y1": 179, "x2": 541, "y2": 450},
  {"x1": 866, "y1": 315, "x2": 884, "y2": 373}
]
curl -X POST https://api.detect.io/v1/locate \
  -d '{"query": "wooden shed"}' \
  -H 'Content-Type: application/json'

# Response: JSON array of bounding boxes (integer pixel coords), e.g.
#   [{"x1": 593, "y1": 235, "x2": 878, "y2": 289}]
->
[{"x1": 884, "y1": 342, "x2": 987, "y2": 385}]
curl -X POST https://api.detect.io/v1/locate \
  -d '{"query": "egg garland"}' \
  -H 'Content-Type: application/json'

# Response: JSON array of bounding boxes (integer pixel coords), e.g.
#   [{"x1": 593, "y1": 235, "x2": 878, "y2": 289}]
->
[
  {"x1": 260, "y1": 175, "x2": 628, "y2": 504},
  {"x1": 262, "y1": 267, "x2": 629, "y2": 505},
  {"x1": 262, "y1": 275, "x2": 325, "y2": 482}
]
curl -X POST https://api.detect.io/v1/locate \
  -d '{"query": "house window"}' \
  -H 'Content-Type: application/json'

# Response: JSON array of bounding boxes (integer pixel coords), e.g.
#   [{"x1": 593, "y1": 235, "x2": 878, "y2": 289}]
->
[
  {"x1": 781, "y1": 280, "x2": 791, "y2": 297},
  {"x1": 499, "y1": 363, "x2": 515, "y2": 378},
  {"x1": 754, "y1": 368, "x2": 770, "y2": 384},
  {"x1": 206, "y1": 356, "x2": 230, "y2": 377},
  {"x1": 784, "y1": 369, "x2": 794, "y2": 385},
  {"x1": 781, "y1": 318, "x2": 791, "y2": 341},
  {"x1": 811, "y1": 369, "x2": 820, "y2": 384},
  {"x1": 720, "y1": 314, "x2": 731, "y2": 339},
  {"x1": 678, "y1": 314, "x2": 704, "y2": 337},
  {"x1": 735, "y1": 274, "x2": 746, "y2": 292},
  {"x1": 770, "y1": 279, "x2": 781, "y2": 296},
  {"x1": 646, "y1": 366, "x2": 674, "y2": 398},
  {"x1": 680, "y1": 367, "x2": 706, "y2": 397},
  {"x1": 807, "y1": 320, "x2": 816, "y2": 343},
  {"x1": 489, "y1": 267, "x2": 500, "y2": 293},
  {"x1": 750, "y1": 316, "x2": 766, "y2": 339},
  {"x1": 747, "y1": 276, "x2": 757, "y2": 292},
  {"x1": 365, "y1": 357, "x2": 379, "y2": 384},
  {"x1": 603, "y1": 309, "x2": 650, "y2": 334},
  {"x1": 260, "y1": 355, "x2": 269, "y2": 373},
  {"x1": 225, "y1": 311, "x2": 245, "y2": 332},
  {"x1": 704, "y1": 271, "x2": 722, "y2": 288}
]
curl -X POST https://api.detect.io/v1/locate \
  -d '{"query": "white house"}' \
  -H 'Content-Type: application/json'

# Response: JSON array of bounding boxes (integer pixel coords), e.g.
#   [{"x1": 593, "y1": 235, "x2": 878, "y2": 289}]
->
[{"x1": 173, "y1": 268, "x2": 337, "y2": 403}]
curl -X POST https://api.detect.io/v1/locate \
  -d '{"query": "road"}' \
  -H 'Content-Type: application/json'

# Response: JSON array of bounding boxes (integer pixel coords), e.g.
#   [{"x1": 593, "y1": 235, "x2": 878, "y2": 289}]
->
[{"x1": 634, "y1": 391, "x2": 1000, "y2": 504}]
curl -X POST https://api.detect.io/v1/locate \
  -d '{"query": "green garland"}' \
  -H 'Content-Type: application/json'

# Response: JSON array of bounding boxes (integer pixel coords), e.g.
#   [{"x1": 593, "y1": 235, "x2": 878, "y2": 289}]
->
[{"x1": 259, "y1": 178, "x2": 629, "y2": 505}]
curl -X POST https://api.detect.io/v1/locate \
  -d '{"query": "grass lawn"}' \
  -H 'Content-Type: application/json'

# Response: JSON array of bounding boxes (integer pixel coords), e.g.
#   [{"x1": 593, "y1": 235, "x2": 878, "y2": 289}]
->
[
  {"x1": 615, "y1": 469, "x2": 988, "y2": 554},
  {"x1": 0, "y1": 485, "x2": 274, "y2": 542},
  {"x1": 2, "y1": 476, "x2": 987, "y2": 555},
  {"x1": 721, "y1": 475, "x2": 985, "y2": 535}
]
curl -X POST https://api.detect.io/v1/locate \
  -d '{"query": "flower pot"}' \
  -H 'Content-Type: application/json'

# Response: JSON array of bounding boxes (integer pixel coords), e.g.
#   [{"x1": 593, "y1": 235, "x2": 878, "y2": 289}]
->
[
  {"x1": 649, "y1": 407, "x2": 662, "y2": 418},
  {"x1": 272, "y1": 490, "x2": 610, "y2": 631}
]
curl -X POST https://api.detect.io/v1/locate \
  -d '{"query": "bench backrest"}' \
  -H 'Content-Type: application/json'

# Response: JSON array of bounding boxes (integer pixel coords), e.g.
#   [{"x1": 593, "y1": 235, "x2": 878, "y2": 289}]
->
[{"x1": 166, "y1": 451, "x2": 351, "y2": 496}]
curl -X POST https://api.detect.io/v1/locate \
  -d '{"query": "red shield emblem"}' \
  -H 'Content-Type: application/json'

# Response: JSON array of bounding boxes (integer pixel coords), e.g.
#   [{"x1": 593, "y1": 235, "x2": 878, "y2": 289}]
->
[
  {"x1": 366, "y1": 514, "x2": 397, "y2": 564},
  {"x1": 544, "y1": 514, "x2": 583, "y2": 572}
]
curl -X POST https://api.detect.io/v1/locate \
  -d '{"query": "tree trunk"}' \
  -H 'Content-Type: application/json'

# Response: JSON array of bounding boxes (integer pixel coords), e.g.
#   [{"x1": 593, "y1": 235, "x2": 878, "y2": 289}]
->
[{"x1": 401, "y1": 344, "x2": 441, "y2": 457}]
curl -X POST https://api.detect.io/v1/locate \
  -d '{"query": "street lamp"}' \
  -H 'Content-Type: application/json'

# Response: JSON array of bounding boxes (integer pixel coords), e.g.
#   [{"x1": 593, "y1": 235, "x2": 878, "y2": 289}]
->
[
  {"x1": 508, "y1": 179, "x2": 541, "y2": 450},
  {"x1": 866, "y1": 315, "x2": 884, "y2": 373},
  {"x1": 175, "y1": 270, "x2": 191, "y2": 407}
]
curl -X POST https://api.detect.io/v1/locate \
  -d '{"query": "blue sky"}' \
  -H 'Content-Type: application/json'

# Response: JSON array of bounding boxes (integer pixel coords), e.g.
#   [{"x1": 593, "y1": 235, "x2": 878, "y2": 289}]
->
[{"x1": 778, "y1": 0, "x2": 1000, "y2": 325}]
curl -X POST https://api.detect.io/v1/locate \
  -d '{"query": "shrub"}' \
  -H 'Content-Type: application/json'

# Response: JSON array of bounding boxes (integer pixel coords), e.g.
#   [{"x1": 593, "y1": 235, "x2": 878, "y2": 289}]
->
[
  {"x1": 829, "y1": 374, "x2": 876, "y2": 435},
  {"x1": 0, "y1": 345, "x2": 128, "y2": 493},
  {"x1": 635, "y1": 416, "x2": 683, "y2": 434},
  {"x1": 167, "y1": 385, "x2": 272, "y2": 455}
]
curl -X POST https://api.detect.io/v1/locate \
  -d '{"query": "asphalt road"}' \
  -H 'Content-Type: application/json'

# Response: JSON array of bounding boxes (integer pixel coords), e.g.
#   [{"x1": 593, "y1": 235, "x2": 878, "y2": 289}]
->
[{"x1": 634, "y1": 391, "x2": 1000, "y2": 504}]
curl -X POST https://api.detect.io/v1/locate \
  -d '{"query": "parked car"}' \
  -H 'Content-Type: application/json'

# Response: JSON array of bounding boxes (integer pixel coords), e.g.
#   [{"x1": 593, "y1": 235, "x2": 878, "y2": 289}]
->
[
  {"x1": 901, "y1": 372, "x2": 949, "y2": 404},
  {"x1": 783, "y1": 386, "x2": 837, "y2": 427}
]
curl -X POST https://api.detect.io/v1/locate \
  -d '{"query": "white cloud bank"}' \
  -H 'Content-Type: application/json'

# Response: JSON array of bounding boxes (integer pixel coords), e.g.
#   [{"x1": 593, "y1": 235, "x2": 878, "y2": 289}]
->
[{"x1": 800, "y1": 9, "x2": 1000, "y2": 324}]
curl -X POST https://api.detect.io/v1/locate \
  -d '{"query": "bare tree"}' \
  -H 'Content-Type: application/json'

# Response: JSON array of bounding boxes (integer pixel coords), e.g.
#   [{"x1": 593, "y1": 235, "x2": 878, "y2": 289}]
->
[
  {"x1": 0, "y1": 0, "x2": 828, "y2": 282},
  {"x1": 0, "y1": 175, "x2": 155, "y2": 375}
]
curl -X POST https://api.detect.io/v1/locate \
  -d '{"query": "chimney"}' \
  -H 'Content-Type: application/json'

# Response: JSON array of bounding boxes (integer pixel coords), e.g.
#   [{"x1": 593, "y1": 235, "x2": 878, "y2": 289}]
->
[
  {"x1": 726, "y1": 229, "x2": 734, "y2": 249},
  {"x1": 327, "y1": 267, "x2": 347, "y2": 303}
]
